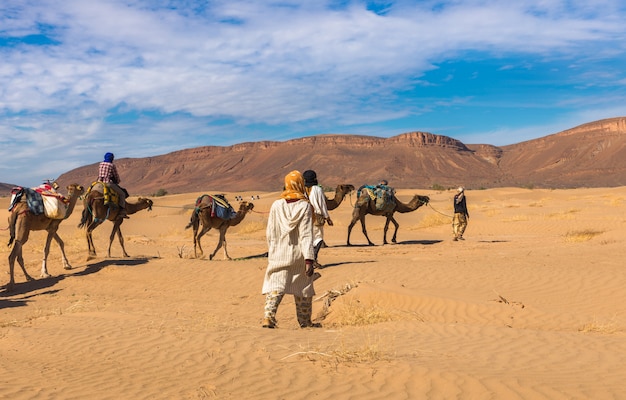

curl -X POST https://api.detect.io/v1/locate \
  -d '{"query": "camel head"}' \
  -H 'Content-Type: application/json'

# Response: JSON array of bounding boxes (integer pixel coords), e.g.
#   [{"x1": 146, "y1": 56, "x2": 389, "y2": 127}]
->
[
  {"x1": 138, "y1": 197, "x2": 154, "y2": 211},
  {"x1": 239, "y1": 201, "x2": 254, "y2": 213},
  {"x1": 67, "y1": 183, "x2": 85, "y2": 197},
  {"x1": 413, "y1": 195, "x2": 430, "y2": 207},
  {"x1": 339, "y1": 184, "x2": 355, "y2": 194}
]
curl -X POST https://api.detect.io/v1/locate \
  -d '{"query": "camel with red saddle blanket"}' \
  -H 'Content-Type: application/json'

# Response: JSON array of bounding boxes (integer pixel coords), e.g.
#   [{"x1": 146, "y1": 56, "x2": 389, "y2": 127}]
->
[
  {"x1": 4, "y1": 183, "x2": 85, "y2": 292},
  {"x1": 78, "y1": 183, "x2": 153, "y2": 260}
]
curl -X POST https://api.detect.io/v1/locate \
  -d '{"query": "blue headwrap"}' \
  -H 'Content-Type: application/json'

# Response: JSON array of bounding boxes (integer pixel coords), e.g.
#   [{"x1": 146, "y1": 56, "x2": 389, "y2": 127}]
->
[{"x1": 104, "y1": 152, "x2": 114, "y2": 162}]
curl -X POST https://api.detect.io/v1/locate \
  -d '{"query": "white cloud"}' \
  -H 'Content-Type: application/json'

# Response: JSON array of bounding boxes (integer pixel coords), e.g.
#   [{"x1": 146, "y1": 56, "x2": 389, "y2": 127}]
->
[{"x1": 1, "y1": 0, "x2": 626, "y2": 185}]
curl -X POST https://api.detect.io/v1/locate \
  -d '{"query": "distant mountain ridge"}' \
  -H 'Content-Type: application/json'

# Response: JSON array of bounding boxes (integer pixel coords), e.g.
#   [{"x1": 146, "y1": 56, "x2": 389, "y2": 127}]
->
[{"x1": 3, "y1": 117, "x2": 626, "y2": 196}]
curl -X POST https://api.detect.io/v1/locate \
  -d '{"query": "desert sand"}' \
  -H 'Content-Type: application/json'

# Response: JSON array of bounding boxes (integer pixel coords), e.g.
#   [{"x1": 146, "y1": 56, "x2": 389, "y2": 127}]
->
[{"x1": 1, "y1": 186, "x2": 625, "y2": 399}]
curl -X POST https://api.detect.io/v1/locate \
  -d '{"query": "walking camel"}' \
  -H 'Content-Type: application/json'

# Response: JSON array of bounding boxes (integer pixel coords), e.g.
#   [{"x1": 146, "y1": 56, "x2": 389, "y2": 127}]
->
[
  {"x1": 185, "y1": 196, "x2": 255, "y2": 260},
  {"x1": 347, "y1": 193, "x2": 430, "y2": 246},
  {"x1": 325, "y1": 184, "x2": 355, "y2": 210},
  {"x1": 78, "y1": 188, "x2": 153, "y2": 259},
  {"x1": 5, "y1": 183, "x2": 85, "y2": 292}
]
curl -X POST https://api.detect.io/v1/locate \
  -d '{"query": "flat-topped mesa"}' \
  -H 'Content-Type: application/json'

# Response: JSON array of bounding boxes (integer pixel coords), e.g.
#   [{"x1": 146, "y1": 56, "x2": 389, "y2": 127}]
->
[
  {"x1": 557, "y1": 117, "x2": 626, "y2": 139},
  {"x1": 388, "y1": 131, "x2": 471, "y2": 151}
]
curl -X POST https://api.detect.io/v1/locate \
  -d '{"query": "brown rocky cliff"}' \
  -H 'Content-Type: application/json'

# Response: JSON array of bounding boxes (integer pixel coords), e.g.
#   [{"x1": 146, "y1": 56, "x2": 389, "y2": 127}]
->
[{"x1": 5, "y1": 116, "x2": 624, "y2": 196}]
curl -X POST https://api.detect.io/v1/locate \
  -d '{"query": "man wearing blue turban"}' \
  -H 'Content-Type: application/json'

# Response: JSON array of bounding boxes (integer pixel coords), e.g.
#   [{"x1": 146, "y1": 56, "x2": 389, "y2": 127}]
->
[{"x1": 98, "y1": 152, "x2": 128, "y2": 217}]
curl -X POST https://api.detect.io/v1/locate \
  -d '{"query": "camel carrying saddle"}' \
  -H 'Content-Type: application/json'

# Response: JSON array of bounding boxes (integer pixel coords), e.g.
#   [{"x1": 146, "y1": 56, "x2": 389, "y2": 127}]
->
[{"x1": 193, "y1": 194, "x2": 237, "y2": 219}]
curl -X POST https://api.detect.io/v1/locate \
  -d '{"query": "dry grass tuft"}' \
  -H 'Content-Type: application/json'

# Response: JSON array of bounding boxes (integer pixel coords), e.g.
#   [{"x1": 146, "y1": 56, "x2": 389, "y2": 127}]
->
[
  {"x1": 564, "y1": 229, "x2": 604, "y2": 242},
  {"x1": 415, "y1": 213, "x2": 451, "y2": 229},
  {"x1": 579, "y1": 317, "x2": 619, "y2": 334},
  {"x1": 281, "y1": 334, "x2": 390, "y2": 366},
  {"x1": 333, "y1": 298, "x2": 394, "y2": 327}
]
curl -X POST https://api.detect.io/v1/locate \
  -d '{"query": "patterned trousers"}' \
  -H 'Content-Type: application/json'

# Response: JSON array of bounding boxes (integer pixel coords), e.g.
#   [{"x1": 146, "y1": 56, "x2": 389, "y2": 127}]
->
[
  {"x1": 452, "y1": 212, "x2": 468, "y2": 238},
  {"x1": 264, "y1": 291, "x2": 313, "y2": 327}
]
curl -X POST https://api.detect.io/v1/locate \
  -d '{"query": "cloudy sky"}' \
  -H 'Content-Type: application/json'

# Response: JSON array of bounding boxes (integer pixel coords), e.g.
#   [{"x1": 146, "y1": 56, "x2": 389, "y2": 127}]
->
[{"x1": 2, "y1": 0, "x2": 626, "y2": 186}]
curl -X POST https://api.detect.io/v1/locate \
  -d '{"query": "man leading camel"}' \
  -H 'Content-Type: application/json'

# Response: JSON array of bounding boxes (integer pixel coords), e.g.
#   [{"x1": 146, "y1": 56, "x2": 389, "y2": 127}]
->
[
  {"x1": 98, "y1": 152, "x2": 128, "y2": 218},
  {"x1": 303, "y1": 170, "x2": 333, "y2": 269},
  {"x1": 453, "y1": 187, "x2": 469, "y2": 241}
]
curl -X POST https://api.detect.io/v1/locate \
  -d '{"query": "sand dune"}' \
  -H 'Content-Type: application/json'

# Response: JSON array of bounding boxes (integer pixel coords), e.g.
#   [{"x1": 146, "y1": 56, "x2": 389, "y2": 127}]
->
[{"x1": 1, "y1": 187, "x2": 625, "y2": 399}]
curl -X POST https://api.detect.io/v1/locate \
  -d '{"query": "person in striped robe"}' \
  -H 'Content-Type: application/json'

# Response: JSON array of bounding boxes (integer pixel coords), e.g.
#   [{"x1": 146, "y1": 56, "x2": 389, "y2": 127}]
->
[{"x1": 261, "y1": 170, "x2": 321, "y2": 329}]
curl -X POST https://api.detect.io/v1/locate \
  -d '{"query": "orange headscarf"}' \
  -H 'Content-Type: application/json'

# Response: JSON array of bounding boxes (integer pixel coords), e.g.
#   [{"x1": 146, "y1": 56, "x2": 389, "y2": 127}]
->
[{"x1": 280, "y1": 170, "x2": 308, "y2": 201}]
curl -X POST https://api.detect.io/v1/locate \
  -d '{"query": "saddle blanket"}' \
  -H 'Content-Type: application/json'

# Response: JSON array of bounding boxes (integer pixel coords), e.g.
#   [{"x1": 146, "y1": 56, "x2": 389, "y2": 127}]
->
[
  {"x1": 357, "y1": 184, "x2": 396, "y2": 213},
  {"x1": 194, "y1": 194, "x2": 237, "y2": 219}
]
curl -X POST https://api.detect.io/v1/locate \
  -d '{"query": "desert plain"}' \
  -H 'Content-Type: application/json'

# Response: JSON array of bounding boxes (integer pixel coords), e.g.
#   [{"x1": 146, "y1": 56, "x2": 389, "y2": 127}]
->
[{"x1": 1, "y1": 186, "x2": 625, "y2": 399}]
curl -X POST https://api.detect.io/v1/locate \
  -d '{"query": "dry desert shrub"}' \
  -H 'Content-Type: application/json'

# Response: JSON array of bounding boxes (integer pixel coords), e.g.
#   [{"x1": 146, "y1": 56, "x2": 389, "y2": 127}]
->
[
  {"x1": 415, "y1": 212, "x2": 450, "y2": 229},
  {"x1": 564, "y1": 229, "x2": 604, "y2": 242},
  {"x1": 547, "y1": 208, "x2": 580, "y2": 220},
  {"x1": 579, "y1": 317, "x2": 619, "y2": 334},
  {"x1": 333, "y1": 298, "x2": 394, "y2": 327},
  {"x1": 281, "y1": 334, "x2": 389, "y2": 366}
]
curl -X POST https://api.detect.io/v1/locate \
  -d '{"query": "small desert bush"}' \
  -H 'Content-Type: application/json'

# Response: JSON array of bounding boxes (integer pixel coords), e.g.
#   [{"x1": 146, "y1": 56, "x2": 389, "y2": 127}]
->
[
  {"x1": 564, "y1": 229, "x2": 604, "y2": 242},
  {"x1": 579, "y1": 317, "x2": 619, "y2": 334},
  {"x1": 282, "y1": 334, "x2": 389, "y2": 366},
  {"x1": 416, "y1": 213, "x2": 450, "y2": 228},
  {"x1": 333, "y1": 299, "x2": 394, "y2": 327}
]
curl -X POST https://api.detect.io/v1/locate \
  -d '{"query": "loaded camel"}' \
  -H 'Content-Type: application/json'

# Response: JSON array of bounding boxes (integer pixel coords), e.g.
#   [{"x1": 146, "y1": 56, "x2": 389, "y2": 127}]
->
[
  {"x1": 185, "y1": 196, "x2": 255, "y2": 260},
  {"x1": 5, "y1": 184, "x2": 85, "y2": 292},
  {"x1": 347, "y1": 192, "x2": 430, "y2": 246},
  {"x1": 78, "y1": 187, "x2": 153, "y2": 259},
  {"x1": 325, "y1": 184, "x2": 355, "y2": 210}
]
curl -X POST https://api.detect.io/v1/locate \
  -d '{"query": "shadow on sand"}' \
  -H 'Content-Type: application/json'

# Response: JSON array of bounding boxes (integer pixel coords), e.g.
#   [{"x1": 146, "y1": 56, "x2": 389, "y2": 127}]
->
[
  {"x1": 74, "y1": 257, "x2": 153, "y2": 277},
  {"x1": 1, "y1": 257, "x2": 152, "y2": 299}
]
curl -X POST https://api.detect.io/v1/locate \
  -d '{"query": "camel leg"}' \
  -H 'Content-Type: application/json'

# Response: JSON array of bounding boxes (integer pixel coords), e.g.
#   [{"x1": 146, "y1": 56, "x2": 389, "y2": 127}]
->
[
  {"x1": 210, "y1": 228, "x2": 229, "y2": 260},
  {"x1": 108, "y1": 221, "x2": 128, "y2": 258},
  {"x1": 40, "y1": 232, "x2": 55, "y2": 278},
  {"x1": 192, "y1": 226, "x2": 199, "y2": 258},
  {"x1": 86, "y1": 220, "x2": 105, "y2": 260},
  {"x1": 6, "y1": 241, "x2": 34, "y2": 292},
  {"x1": 195, "y1": 226, "x2": 211, "y2": 259},
  {"x1": 347, "y1": 218, "x2": 357, "y2": 246},
  {"x1": 359, "y1": 216, "x2": 375, "y2": 246},
  {"x1": 389, "y1": 217, "x2": 400, "y2": 243},
  {"x1": 52, "y1": 232, "x2": 73, "y2": 270},
  {"x1": 383, "y1": 218, "x2": 391, "y2": 244}
]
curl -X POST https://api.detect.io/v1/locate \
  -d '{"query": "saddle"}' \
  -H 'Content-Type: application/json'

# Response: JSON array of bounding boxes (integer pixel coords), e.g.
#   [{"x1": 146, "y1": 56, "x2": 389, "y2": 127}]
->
[
  {"x1": 194, "y1": 194, "x2": 237, "y2": 219},
  {"x1": 8, "y1": 183, "x2": 69, "y2": 219},
  {"x1": 87, "y1": 181, "x2": 120, "y2": 207},
  {"x1": 357, "y1": 184, "x2": 396, "y2": 213}
]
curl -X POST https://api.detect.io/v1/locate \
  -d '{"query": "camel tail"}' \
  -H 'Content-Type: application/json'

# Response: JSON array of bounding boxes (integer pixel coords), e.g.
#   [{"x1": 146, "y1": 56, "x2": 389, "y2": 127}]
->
[
  {"x1": 78, "y1": 206, "x2": 92, "y2": 229},
  {"x1": 185, "y1": 209, "x2": 199, "y2": 230},
  {"x1": 7, "y1": 211, "x2": 17, "y2": 247}
]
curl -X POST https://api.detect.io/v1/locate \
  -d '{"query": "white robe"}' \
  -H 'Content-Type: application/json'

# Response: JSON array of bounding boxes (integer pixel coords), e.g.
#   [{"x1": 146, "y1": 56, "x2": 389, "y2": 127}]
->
[
  {"x1": 262, "y1": 198, "x2": 316, "y2": 297},
  {"x1": 308, "y1": 184, "x2": 330, "y2": 247}
]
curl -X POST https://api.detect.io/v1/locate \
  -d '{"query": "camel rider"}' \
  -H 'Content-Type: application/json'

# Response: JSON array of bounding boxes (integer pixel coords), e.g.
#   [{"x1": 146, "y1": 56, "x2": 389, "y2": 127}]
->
[
  {"x1": 98, "y1": 152, "x2": 128, "y2": 218},
  {"x1": 303, "y1": 170, "x2": 333, "y2": 269}
]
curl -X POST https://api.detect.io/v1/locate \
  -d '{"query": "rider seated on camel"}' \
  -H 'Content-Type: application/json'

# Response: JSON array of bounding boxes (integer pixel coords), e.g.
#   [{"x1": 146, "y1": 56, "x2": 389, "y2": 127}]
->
[{"x1": 98, "y1": 152, "x2": 128, "y2": 218}]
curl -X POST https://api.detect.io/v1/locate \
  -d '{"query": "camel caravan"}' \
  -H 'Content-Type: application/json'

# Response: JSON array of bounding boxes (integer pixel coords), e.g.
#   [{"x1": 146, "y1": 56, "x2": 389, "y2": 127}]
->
[{"x1": 4, "y1": 177, "x2": 429, "y2": 292}]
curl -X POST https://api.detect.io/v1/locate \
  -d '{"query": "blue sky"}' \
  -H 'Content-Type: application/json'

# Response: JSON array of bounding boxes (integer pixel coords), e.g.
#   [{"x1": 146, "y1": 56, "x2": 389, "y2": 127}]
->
[{"x1": 2, "y1": 0, "x2": 626, "y2": 187}]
